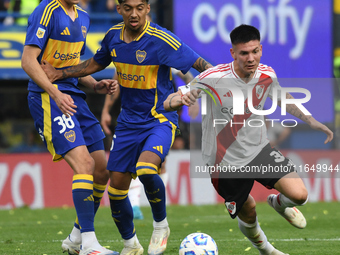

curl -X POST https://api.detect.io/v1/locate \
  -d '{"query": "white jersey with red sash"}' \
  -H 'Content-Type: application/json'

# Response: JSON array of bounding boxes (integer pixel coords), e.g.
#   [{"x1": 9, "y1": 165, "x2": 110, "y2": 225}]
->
[{"x1": 197, "y1": 62, "x2": 282, "y2": 169}]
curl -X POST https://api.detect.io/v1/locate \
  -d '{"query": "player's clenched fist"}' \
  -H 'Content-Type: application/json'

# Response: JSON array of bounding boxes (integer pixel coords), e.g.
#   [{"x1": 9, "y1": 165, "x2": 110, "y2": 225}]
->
[
  {"x1": 181, "y1": 88, "x2": 201, "y2": 106},
  {"x1": 94, "y1": 79, "x2": 119, "y2": 95}
]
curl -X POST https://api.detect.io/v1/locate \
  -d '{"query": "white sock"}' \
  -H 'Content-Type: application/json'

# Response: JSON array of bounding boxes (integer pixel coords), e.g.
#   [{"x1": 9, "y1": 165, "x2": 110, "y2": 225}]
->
[
  {"x1": 69, "y1": 226, "x2": 81, "y2": 244},
  {"x1": 237, "y1": 217, "x2": 274, "y2": 255},
  {"x1": 124, "y1": 234, "x2": 140, "y2": 247},
  {"x1": 129, "y1": 178, "x2": 142, "y2": 207},
  {"x1": 273, "y1": 193, "x2": 307, "y2": 213},
  {"x1": 81, "y1": 231, "x2": 101, "y2": 250},
  {"x1": 153, "y1": 218, "x2": 168, "y2": 229},
  {"x1": 159, "y1": 173, "x2": 169, "y2": 188}
]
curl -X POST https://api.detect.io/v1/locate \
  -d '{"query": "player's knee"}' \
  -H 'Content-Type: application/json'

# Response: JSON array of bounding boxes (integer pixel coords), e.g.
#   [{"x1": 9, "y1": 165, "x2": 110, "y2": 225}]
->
[
  {"x1": 93, "y1": 167, "x2": 109, "y2": 184},
  {"x1": 238, "y1": 197, "x2": 257, "y2": 223},
  {"x1": 78, "y1": 156, "x2": 95, "y2": 175},
  {"x1": 238, "y1": 208, "x2": 257, "y2": 224},
  {"x1": 293, "y1": 188, "x2": 309, "y2": 205}
]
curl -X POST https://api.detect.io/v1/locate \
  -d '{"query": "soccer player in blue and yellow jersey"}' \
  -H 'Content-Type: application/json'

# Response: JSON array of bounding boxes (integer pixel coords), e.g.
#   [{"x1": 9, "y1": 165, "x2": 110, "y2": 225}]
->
[
  {"x1": 21, "y1": 1, "x2": 119, "y2": 255},
  {"x1": 41, "y1": 0, "x2": 212, "y2": 254}
]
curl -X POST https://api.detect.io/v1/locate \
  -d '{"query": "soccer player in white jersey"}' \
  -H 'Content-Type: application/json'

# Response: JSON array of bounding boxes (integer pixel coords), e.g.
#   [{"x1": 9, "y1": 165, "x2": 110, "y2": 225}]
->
[{"x1": 164, "y1": 24, "x2": 333, "y2": 255}]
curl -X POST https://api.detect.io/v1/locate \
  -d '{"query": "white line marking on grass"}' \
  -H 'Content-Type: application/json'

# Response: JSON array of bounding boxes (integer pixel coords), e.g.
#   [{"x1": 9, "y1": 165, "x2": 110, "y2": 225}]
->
[
  {"x1": 212, "y1": 238, "x2": 340, "y2": 242},
  {"x1": 2, "y1": 238, "x2": 340, "y2": 244}
]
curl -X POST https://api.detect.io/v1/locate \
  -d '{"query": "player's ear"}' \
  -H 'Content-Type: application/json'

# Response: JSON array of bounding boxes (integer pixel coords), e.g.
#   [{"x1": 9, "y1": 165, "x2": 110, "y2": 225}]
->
[
  {"x1": 230, "y1": 47, "x2": 236, "y2": 60},
  {"x1": 116, "y1": 4, "x2": 121, "y2": 14},
  {"x1": 146, "y1": 4, "x2": 150, "y2": 15}
]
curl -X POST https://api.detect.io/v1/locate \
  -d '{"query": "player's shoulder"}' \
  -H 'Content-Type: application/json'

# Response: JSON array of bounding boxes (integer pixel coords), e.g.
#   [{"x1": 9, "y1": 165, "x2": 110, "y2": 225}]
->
[
  {"x1": 198, "y1": 63, "x2": 232, "y2": 80},
  {"x1": 257, "y1": 63, "x2": 277, "y2": 78},
  {"x1": 75, "y1": 5, "x2": 90, "y2": 18},
  {"x1": 146, "y1": 22, "x2": 182, "y2": 50},
  {"x1": 105, "y1": 22, "x2": 124, "y2": 36},
  {"x1": 31, "y1": 0, "x2": 64, "y2": 27}
]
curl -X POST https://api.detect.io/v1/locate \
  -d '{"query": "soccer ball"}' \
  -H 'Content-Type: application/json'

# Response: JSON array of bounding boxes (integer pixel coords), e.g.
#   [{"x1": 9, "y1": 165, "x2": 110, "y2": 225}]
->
[{"x1": 179, "y1": 233, "x2": 218, "y2": 255}]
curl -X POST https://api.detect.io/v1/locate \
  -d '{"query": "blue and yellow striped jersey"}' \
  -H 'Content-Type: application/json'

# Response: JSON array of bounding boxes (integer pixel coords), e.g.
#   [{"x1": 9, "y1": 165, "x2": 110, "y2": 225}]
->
[
  {"x1": 25, "y1": 0, "x2": 90, "y2": 95},
  {"x1": 93, "y1": 21, "x2": 200, "y2": 127}
]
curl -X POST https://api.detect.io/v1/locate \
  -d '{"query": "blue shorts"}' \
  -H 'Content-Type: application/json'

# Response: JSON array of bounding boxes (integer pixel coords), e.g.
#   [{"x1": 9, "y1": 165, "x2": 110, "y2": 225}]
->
[
  {"x1": 107, "y1": 122, "x2": 176, "y2": 176},
  {"x1": 28, "y1": 91, "x2": 105, "y2": 162}
]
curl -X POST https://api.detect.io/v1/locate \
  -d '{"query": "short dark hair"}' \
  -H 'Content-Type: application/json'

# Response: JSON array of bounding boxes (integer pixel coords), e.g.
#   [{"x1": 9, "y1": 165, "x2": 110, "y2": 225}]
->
[
  {"x1": 230, "y1": 24, "x2": 260, "y2": 45},
  {"x1": 117, "y1": 0, "x2": 149, "y2": 4}
]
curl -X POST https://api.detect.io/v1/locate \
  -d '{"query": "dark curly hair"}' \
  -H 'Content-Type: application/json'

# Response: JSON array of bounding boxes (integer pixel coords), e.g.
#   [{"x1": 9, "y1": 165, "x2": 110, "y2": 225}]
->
[{"x1": 117, "y1": 0, "x2": 149, "y2": 4}]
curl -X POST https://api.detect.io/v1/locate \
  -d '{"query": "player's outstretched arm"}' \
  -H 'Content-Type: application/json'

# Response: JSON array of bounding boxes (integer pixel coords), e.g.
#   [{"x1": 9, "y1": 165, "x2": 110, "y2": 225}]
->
[
  {"x1": 22, "y1": 45, "x2": 77, "y2": 117},
  {"x1": 280, "y1": 93, "x2": 333, "y2": 144},
  {"x1": 41, "y1": 57, "x2": 105, "y2": 82}
]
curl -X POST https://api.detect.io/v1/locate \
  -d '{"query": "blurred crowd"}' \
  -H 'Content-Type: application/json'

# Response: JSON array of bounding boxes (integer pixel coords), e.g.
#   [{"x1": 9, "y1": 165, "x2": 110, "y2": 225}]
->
[
  {"x1": 0, "y1": 0, "x2": 158, "y2": 26},
  {"x1": 0, "y1": 0, "x2": 116, "y2": 26}
]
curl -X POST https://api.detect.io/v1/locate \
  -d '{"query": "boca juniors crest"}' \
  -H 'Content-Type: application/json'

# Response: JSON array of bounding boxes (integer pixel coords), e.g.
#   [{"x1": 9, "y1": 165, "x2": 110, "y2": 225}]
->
[
  {"x1": 82, "y1": 26, "x2": 87, "y2": 38},
  {"x1": 136, "y1": 50, "x2": 147, "y2": 63},
  {"x1": 64, "y1": 130, "x2": 76, "y2": 142}
]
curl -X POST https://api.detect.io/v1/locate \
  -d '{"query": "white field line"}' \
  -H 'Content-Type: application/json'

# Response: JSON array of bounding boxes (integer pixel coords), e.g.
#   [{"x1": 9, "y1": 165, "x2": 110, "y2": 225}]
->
[{"x1": 2, "y1": 238, "x2": 340, "y2": 244}]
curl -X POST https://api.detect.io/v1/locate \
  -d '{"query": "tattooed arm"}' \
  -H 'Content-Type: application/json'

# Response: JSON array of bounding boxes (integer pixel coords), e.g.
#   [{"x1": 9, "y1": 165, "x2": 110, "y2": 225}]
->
[
  {"x1": 164, "y1": 57, "x2": 212, "y2": 112},
  {"x1": 192, "y1": 57, "x2": 213, "y2": 72},
  {"x1": 41, "y1": 58, "x2": 105, "y2": 82},
  {"x1": 279, "y1": 93, "x2": 333, "y2": 144}
]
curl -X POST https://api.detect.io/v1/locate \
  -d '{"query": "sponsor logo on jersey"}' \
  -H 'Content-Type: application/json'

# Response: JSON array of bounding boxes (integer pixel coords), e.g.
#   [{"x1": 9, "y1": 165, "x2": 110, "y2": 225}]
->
[
  {"x1": 36, "y1": 27, "x2": 45, "y2": 39},
  {"x1": 82, "y1": 26, "x2": 87, "y2": 38},
  {"x1": 225, "y1": 201, "x2": 236, "y2": 215},
  {"x1": 245, "y1": 104, "x2": 262, "y2": 114},
  {"x1": 60, "y1": 27, "x2": 70, "y2": 36},
  {"x1": 64, "y1": 130, "x2": 76, "y2": 142},
  {"x1": 221, "y1": 107, "x2": 232, "y2": 115},
  {"x1": 53, "y1": 50, "x2": 81, "y2": 61},
  {"x1": 116, "y1": 71, "x2": 145, "y2": 82},
  {"x1": 153, "y1": 145, "x2": 163, "y2": 154},
  {"x1": 136, "y1": 50, "x2": 147, "y2": 63}
]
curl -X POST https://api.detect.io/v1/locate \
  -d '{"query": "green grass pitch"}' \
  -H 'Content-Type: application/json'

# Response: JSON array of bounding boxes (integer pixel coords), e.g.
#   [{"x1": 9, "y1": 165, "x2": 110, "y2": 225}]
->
[{"x1": 0, "y1": 202, "x2": 340, "y2": 254}]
